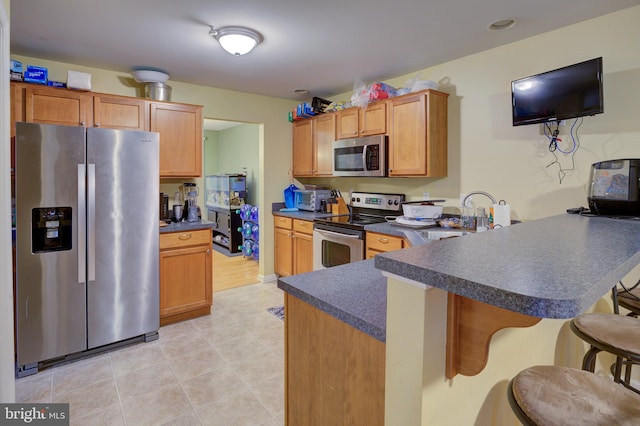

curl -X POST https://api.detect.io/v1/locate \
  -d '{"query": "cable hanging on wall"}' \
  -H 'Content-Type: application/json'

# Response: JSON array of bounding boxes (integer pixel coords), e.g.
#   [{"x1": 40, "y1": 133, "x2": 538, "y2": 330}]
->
[{"x1": 544, "y1": 118, "x2": 583, "y2": 184}]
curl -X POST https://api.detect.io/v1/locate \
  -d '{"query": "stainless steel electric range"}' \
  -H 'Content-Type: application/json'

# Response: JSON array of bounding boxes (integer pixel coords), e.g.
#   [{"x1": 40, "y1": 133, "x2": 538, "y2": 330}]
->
[{"x1": 313, "y1": 192, "x2": 405, "y2": 270}]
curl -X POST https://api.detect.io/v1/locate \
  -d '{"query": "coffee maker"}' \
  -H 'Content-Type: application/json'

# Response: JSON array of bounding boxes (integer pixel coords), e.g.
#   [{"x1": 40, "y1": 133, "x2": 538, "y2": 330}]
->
[{"x1": 183, "y1": 183, "x2": 200, "y2": 222}]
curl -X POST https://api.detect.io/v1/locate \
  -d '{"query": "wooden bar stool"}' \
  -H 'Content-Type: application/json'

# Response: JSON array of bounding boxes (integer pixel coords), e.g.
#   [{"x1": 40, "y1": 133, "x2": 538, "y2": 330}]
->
[
  {"x1": 570, "y1": 312, "x2": 640, "y2": 393},
  {"x1": 508, "y1": 365, "x2": 640, "y2": 425}
]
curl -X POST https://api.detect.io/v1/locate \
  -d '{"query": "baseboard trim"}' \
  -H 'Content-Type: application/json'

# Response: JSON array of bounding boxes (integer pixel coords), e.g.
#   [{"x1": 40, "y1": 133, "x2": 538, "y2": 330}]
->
[{"x1": 259, "y1": 273, "x2": 278, "y2": 283}]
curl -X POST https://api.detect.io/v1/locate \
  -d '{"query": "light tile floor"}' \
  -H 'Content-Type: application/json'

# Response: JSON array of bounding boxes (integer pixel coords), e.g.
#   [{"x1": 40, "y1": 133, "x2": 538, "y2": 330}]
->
[{"x1": 15, "y1": 281, "x2": 285, "y2": 426}]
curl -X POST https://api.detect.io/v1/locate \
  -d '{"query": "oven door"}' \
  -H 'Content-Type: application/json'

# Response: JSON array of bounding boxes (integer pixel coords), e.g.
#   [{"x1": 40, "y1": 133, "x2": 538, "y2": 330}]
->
[{"x1": 313, "y1": 224, "x2": 364, "y2": 270}]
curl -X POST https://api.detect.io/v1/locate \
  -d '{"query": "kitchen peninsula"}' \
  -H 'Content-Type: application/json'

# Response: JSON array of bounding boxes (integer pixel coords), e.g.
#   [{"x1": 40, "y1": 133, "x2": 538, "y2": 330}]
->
[{"x1": 278, "y1": 213, "x2": 640, "y2": 425}]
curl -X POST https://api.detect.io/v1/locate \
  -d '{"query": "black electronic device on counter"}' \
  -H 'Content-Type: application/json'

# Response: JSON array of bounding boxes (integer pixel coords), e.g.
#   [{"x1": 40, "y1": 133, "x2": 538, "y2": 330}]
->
[{"x1": 588, "y1": 159, "x2": 640, "y2": 216}]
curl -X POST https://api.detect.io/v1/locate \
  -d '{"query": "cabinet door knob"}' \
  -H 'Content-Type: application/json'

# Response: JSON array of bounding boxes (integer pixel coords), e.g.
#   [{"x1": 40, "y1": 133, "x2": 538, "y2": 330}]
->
[
  {"x1": 95, "y1": 123, "x2": 101, "y2": 127},
  {"x1": 178, "y1": 233, "x2": 192, "y2": 240}
]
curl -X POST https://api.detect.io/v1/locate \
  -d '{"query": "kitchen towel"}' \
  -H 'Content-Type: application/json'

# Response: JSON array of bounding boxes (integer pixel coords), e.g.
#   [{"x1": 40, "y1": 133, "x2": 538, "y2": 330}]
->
[{"x1": 493, "y1": 202, "x2": 511, "y2": 228}]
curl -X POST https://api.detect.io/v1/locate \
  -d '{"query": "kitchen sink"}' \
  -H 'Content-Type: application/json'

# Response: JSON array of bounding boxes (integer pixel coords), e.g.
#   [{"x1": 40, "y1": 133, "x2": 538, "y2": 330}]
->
[{"x1": 421, "y1": 229, "x2": 471, "y2": 240}]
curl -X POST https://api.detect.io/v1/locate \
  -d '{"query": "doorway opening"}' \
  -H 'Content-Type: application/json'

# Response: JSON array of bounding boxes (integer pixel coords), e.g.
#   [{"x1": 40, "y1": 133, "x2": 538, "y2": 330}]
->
[{"x1": 203, "y1": 118, "x2": 260, "y2": 292}]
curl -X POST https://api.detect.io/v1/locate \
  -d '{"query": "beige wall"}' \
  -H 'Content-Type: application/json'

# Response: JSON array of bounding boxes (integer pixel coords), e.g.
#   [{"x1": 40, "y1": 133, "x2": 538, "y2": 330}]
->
[
  {"x1": 317, "y1": 5, "x2": 640, "y2": 221},
  {"x1": 1, "y1": 0, "x2": 14, "y2": 403}
]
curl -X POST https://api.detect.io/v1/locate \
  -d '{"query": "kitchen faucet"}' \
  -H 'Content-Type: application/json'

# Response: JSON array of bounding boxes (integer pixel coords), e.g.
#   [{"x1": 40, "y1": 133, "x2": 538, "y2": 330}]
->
[
  {"x1": 462, "y1": 191, "x2": 497, "y2": 207},
  {"x1": 460, "y1": 191, "x2": 498, "y2": 230}
]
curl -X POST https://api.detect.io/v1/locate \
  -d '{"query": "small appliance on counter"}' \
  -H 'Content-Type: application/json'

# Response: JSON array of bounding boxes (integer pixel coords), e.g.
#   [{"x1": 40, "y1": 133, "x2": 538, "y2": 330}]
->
[
  {"x1": 172, "y1": 191, "x2": 183, "y2": 222},
  {"x1": 588, "y1": 159, "x2": 640, "y2": 216},
  {"x1": 294, "y1": 189, "x2": 332, "y2": 212},
  {"x1": 159, "y1": 193, "x2": 170, "y2": 221},
  {"x1": 183, "y1": 182, "x2": 200, "y2": 222}
]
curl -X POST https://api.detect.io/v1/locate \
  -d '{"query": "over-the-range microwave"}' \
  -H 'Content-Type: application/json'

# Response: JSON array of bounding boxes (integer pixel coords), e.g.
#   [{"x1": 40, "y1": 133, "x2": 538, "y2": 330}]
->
[{"x1": 332, "y1": 135, "x2": 387, "y2": 177}]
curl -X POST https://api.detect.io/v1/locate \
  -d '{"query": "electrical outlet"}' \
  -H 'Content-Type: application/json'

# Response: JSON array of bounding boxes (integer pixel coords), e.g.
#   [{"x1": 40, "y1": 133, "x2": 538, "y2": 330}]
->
[
  {"x1": 423, "y1": 192, "x2": 430, "y2": 200},
  {"x1": 460, "y1": 193, "x2": 473, "y2": 207},
  {"x1": 538, "y1": 120, "x2": 568, "y2": 136}
]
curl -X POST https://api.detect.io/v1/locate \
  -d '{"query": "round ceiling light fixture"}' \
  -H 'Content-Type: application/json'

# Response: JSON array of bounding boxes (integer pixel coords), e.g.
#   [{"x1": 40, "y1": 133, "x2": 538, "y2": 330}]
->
[
  {"x1": 488, "y1": 19, "x2": 516, "y2": 31},
  {"x1": 209, "y1": 26, "x2": 263, "y2": 56}
]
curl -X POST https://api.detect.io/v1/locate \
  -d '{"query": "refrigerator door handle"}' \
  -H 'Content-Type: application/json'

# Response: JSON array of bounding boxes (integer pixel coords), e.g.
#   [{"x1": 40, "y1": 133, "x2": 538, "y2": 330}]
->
[
  {"x1": 87, "y1": 163, "x2": 96, "y2": 282},
  {"x1": 78, "y1": 164, "x2": 86, "y2": 283}
]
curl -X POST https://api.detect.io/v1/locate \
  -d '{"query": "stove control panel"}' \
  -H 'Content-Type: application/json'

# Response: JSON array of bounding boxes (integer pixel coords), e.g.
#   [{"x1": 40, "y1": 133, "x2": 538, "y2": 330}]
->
[{"x1": 350, "y1": 192, "x2": 404, "y2": 212}]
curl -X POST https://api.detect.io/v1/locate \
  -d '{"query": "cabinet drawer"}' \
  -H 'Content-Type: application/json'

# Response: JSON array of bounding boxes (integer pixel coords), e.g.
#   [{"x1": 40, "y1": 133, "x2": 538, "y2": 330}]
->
[
  {"x1": 366, "y1": 232, "x2": 404, "y2": 252},
  {"x1": 293, "y1": 219, "x2": 313, "y2": 235},
  {"x1": 160, "y1": 229, "x2": 211, "y2": 250},
  {"x1": 275, "y1": 216, "x2": 293, "y2": 230}
]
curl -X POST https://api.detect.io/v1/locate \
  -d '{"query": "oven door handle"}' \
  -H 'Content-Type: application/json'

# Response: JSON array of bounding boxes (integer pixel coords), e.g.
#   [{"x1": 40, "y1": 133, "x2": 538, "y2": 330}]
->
[{"x1": 315, "y1": 229, "x2": 361, "y2": 239}]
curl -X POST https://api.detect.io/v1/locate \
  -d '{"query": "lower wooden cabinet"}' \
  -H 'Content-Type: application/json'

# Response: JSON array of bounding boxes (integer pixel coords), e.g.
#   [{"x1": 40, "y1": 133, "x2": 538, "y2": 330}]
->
[
  {"x1": 159, "y1": 228, "x2": 213, "y2": 326},
  {"x1": 365, "y1": 231, "x2": 407, "y2": 259},
  {"x1": 285, "y1": 293, "x2": 385, "y2": 425},
  {"x1": 274, "y1": 216, "x2": 314, "y2": 276}
]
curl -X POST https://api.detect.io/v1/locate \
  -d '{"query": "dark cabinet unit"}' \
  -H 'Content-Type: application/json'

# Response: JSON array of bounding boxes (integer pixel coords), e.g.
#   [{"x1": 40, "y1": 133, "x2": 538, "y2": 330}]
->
[{"x1": 208, "y1": 207, "x2": 242, "y2": 254}]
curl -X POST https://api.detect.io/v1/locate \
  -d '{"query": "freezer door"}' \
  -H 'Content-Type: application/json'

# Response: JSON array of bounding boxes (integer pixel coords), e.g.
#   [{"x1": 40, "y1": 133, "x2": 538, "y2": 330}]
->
[
  {"x1": 86, "y1": 128, "x2": 159, "y2": 348},
  {"x1": 15, "y1": 123, "x2": 87, "y2": 366}
]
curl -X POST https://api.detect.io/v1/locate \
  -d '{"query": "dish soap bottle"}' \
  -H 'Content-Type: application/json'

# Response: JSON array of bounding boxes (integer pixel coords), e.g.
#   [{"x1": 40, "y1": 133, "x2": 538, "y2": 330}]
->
[{"x1": 476, "y1": 207, "x2": 488, "y2": 232}]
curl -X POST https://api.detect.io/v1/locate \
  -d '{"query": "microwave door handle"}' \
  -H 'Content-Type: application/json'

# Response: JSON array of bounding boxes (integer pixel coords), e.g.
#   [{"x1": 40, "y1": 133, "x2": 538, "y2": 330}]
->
[{"x1": 362, "y1": 145, "x2": 370, "y2": 171}]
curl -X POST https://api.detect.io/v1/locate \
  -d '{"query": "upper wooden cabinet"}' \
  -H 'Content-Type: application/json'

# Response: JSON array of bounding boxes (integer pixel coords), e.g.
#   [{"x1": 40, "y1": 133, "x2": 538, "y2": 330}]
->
[
  {"x1": 292, "y1": 89, "x2": 448, "y2": 178},
  {"x1": 11, "y1": 82, "x2": 203, "y2": 177},
  {"x1": 312, "y1": 113, "x2": 335, "y2": 176},
  {"x1": 22, "y1": 85, "x2": 92, "y2": 127},
  {"x1": 292, "y1": 119, "x2": 314, "y2": 177},
  {"x1": 93, "y1": 95, "x2": 149, "y2": 131},
  {"x1": 292, "y1": 113, "x2": 335, "y2": 177},
  {"x1": 388, "y1": 90, "x2": 448, "y2": 177},
  {"x1": 151, "y1": 102, "x2": 203, "y2": 178},
  {"x1": 336, "y1": 103, "x2": 387, "y2": 139}
]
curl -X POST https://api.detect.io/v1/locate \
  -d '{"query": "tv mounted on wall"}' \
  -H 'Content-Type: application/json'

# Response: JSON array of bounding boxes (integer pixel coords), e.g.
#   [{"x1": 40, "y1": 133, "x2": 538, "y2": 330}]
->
[{"x1": 511, "y1": 57, "x2": 604, "y2": 126}]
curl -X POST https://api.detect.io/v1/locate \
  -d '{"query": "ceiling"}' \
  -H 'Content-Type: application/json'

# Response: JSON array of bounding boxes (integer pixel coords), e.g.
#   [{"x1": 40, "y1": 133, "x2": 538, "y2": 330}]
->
[{"x1": 10, "y1": 0, "x2": 640, "y2": 101}]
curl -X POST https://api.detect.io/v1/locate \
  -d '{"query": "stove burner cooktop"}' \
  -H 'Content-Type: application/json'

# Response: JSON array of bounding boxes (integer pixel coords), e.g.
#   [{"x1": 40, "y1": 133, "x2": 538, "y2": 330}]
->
[{"x1": 314, "y1": 192, "x2": 405, "y2": 231}]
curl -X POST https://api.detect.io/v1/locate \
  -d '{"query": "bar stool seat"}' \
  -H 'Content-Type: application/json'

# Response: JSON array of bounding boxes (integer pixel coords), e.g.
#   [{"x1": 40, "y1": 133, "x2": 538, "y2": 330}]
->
[
  {"x1": 617, "y1": 287, "x2": 640, "y2": 316},
  {"x1": 571, "y1": 313, "x2": 640, "y2": 393},
  {"x1": 508, "y1": 365, "x2": 640, "y2": 425}
]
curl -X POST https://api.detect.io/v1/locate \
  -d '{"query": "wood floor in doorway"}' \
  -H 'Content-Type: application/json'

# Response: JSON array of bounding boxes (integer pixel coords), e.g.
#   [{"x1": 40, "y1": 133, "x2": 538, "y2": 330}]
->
[{"x1": 213, "y1": 250, "x2": 260, "y2": 292}]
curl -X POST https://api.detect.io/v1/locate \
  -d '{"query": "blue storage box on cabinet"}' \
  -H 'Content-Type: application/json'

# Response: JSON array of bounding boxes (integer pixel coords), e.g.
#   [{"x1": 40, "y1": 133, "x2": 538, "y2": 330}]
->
[{"x1": 24, "y1": 65, "x2": 48, "y2": 84}]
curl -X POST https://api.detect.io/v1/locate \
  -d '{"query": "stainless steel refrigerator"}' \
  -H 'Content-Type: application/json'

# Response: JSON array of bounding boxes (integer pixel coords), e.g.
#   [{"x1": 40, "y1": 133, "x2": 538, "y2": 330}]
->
[{"x1": 15, "y1": 122, "x2": 160, "y2": 377}]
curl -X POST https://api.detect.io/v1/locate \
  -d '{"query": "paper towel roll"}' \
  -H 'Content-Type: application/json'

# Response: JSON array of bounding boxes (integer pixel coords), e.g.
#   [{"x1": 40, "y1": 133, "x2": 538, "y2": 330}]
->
[{"x1": 493, "y1": 203, "x2": 511, "y2": 228}]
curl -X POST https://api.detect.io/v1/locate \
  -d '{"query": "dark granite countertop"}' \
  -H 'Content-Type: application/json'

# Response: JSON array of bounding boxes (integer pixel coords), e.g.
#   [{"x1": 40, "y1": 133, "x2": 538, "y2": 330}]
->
[
  {"x1": 277, "y1": 259, "x2": 387, "y2": 342},
  {"x1": 160, "y1": 219, "x2": 215, "y2": 234},
  {"x1": 376, "y1": 214, "x2": 640, "y2": 319}
]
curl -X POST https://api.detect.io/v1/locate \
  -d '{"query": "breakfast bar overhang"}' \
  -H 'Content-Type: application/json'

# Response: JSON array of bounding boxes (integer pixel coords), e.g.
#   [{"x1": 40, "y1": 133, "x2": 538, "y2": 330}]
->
[{"x1": 375, "y1": 213, "x2": 640, "y2": 425}]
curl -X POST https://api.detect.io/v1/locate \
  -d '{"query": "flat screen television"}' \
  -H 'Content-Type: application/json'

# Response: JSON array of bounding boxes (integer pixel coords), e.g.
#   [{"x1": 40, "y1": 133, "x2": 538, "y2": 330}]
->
[{"x1": 511, "y1": 57, "x2": 603, "y2": 126}]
